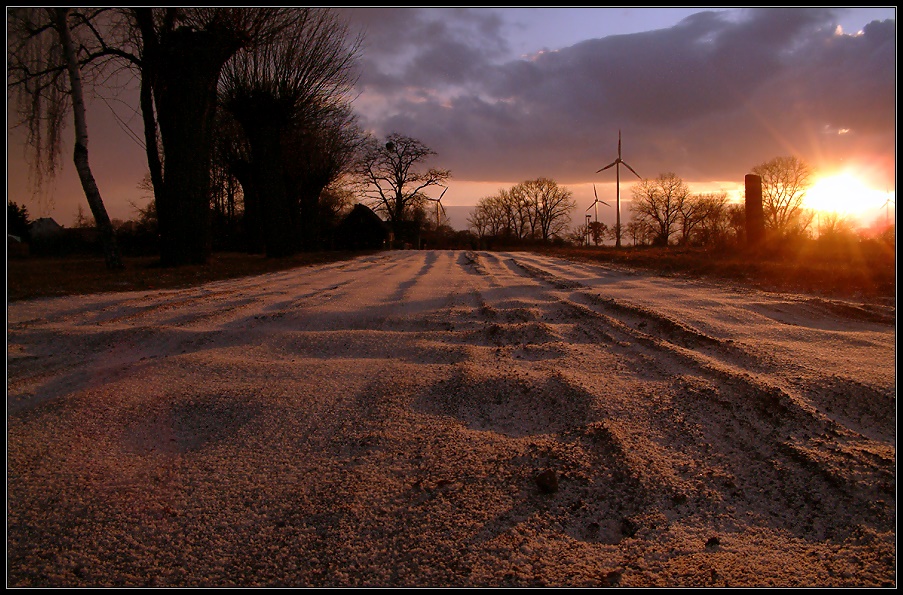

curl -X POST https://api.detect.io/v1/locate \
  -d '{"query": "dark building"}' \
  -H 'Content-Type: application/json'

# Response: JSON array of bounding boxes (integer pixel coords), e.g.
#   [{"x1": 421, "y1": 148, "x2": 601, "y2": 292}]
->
[{"x1": 334, "y1": 204, "x2": 390, "y2": 250}]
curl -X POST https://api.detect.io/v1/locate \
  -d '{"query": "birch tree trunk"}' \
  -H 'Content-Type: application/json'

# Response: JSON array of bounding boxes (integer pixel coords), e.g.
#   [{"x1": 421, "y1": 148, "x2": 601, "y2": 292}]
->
[{"x1": 53, "y1": 7, "x2": 123, "y2": 270}]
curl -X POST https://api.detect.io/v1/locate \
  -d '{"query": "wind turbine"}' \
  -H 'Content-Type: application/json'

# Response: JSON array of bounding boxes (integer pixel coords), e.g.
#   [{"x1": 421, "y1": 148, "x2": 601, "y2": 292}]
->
[
  {"x1": 586, "y1": 183, "x2": 610, "y2": 223},
  {"x1": 881, "y1": 196, "x2": 895, "y2": 227},
  {"x1": 596, "y1": 129, "x2": 641, "y2": 248},
  {"x1": 425, "y1": 186, "x2": 448, "y2": 229}
]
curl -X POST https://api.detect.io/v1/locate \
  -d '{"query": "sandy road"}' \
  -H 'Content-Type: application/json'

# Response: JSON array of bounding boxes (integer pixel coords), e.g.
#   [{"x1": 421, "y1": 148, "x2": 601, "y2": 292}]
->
[{"x1": 6, "y1": 250, "x2": 896, "y2": 587}]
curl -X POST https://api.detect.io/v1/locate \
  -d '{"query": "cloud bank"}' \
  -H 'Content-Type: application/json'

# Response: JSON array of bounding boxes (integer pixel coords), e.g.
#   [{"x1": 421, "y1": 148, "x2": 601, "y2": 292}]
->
[{"x1": 343, "y1": 8, "x2": 896, "y2": 188}]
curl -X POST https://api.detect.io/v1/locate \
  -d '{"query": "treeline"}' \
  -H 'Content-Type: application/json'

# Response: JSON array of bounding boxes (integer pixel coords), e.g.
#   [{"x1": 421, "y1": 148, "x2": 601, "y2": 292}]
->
[
  {"x1": 622, "y1": 173, "x2": 743, "y2": 248},
  {"x1": 8, "y1": 8, "x2": 417, "y2": 267},
  {"x1": 8, "y1": 201, "x2": 160, "y2": 257},
  {"x1": 466, "y1": 178, "x2": 576, "y2": 248},
  {"x1": 465, "y1": 174, "x2": 742, "y2": 249},
  {"x1": 622, "y1": 157, "x2": 893, "y2": 249},
  {"x1": 466, "y1": 156, "x2": 894, "y2": 252}
]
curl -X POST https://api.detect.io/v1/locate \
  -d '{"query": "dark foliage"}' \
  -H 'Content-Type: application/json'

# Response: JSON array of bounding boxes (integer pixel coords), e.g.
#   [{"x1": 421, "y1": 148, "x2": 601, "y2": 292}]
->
[{"x1": 8, "y1": 202, "x2": 31, "y2": 241}]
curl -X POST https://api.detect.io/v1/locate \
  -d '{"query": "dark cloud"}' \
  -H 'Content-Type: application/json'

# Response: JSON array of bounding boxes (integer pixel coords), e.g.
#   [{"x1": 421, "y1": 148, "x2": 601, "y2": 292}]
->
[
  {"x1": 341, "y1": 7, "x2": 508, "y2": 91},
  {"x1": 347, "y1": 7, "x2": 895, "y2": 187}
]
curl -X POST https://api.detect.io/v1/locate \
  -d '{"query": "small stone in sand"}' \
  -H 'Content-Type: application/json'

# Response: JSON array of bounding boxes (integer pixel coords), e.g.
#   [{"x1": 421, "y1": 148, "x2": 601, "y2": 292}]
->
[{"x1": 535, "y1": 469, "x2": 558, "y2": 494}]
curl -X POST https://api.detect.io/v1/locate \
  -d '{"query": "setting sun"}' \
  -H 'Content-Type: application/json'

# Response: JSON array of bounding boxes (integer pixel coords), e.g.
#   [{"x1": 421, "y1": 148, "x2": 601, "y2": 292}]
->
[{"x1": 805, "y1": 172, "x2": 889, "y2": 218}]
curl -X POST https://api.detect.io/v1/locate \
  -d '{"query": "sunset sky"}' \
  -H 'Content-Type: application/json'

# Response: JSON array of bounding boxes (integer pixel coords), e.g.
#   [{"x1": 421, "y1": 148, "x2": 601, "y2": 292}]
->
[{"x1": 6, "y1": 7, "x2": 896, "y2": 231}]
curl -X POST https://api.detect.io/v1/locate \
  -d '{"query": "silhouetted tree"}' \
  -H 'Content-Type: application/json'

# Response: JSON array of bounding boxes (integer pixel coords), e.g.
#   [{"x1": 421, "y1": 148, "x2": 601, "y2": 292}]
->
[
  {"x1": 8, "y1": 8, "x2": 123, "y2": 269},
  {"x1": 132, "y1": 8, "x2": 310, "y2": 265},
  {"x1": 317, "y1": 182, "x2": 357, "y2": 247},
  {"x1": 569, "y1": 220, "x2": 592, "y2": 246},
  {"x1": 630, "y1": 173, "x2": 690, "y2": 246},
  {"x1": 10, "y1": 8, "x2": 338, "y2": 265},
  {"x1": 690, "y1": 192, "x2": 732, "y2": 246},
  {"x1": 73, "y1": 204, "x2": 94, "y2": 228},
  {"x1": 680, "y1": 191, "x2": 730, "y2": 246},
  {"x1": 214, "y1": 110, "x2": 263, "y2": 253},
  {"x1": 513, "y1": 178, "x2": 575, "y2": 241},
  {"x1": 726, "y1": 202, "x2": 746, "y2": 245},
  {"x1": 504, "y1": 185, "x2": 537, "y2": 240},
  {"x1": 283, "y1": 103, "x2": 366, "y2": 251},
  {"x1": 588, "y1": 221, "x2": 608, "y2": 246},
  {"x1": 751, "y1": 155, "x2": 815, "y2": 238},
  {"x1": 468, "y1": 192, "x2": 511, "y2": 240},
  {"x1": 467, "y1": 205, "x2": 491, "y2": 240},
  {"x1": 8, "y1": 202, "x2": 31, "y2": 241},
  {"x1": 219, "y1": 8, "x2": 361, "y2": 257},
  {"x1": 625, "y1": 218, "x2": 655, "y2": 246},
  {"x1": 358, "y1": 133, "x2": 450, "y2": 245},
  {"x1": 816, "y1": 211, "x2": 857, "y2": 239}
]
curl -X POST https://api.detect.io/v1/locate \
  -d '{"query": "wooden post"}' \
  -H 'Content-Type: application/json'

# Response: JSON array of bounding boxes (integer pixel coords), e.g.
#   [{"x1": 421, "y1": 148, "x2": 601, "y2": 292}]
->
[{"x1": 745, "y1": 174, "x2": 765, "y2": 247}]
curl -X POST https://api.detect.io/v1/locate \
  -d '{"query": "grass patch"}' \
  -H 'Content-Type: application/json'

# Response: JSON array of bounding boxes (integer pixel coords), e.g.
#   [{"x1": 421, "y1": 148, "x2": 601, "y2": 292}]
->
[
  {"x1": 7, "y1": 251, "x2": 375, "y2": 302},
  {"x1": 539, "y1": 240, "x2": 895, "y2": 303}
]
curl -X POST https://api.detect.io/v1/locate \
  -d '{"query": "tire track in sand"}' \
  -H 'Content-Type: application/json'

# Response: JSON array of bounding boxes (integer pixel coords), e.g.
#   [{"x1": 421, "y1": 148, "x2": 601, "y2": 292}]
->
[{"x1": 504, "y1": 254, "x2": 895, "y2": 541}]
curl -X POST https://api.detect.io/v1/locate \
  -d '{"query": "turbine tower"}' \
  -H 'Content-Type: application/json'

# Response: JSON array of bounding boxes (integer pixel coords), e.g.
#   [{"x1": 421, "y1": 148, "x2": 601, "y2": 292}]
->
[
  {"x1": 586, "y1": 183, "x2": 610, "y2": 223},
  {"x1": 425, "y1": 186, "x2": 448, "y2": 229},
  {"x1": 881, "y1": 196, "x2": 895, "y2": 227},
  {"x1": 596, "y1": 129, "x2": 640, "y2": 248}
]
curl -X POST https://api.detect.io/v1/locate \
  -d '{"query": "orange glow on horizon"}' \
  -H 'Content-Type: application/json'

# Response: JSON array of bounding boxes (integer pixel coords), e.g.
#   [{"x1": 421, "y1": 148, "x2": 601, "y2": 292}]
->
[{"x1": 804, "y1": 172, "x2": 892, "y2": 220}]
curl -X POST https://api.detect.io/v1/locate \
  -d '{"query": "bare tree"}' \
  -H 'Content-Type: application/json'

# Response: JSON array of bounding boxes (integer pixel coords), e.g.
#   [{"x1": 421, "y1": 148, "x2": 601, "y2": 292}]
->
[
  {"x1": 625, "y1": 219, "x2": 655, "y2": 246},
  {"x1": 467, "y1": 206, "x2": 491, "y2": 240},
  {"x1": 630, "y1": 173, "x2": 690, "y2": 246},
  {"x1": 214, "y1": 109, "x2": 262, "y2": 253},
  {"x1": 357, "y1": 133, "x2": 450, "y2": 245},
  {"x1": 816, "y1": 211, "x2": 857, "y2": 239},
  {"x1": 689, "y1": 192, "x2": 731, "y2": 246},
  {"x1": 10, "y1": 8, "x2": 343, "y2": 264},
  {"x1": 485, "y1": 192, "x2": 513, "y2": 238},
  {"x1": 468, "y1": 192, "x2": 510, "y2": 240},
  {"x1": 677, "y1": 191, "x2": 730, "y2": 246},
  {"x1": 569, "y1": 220, "x2": 592, "y2": 247},
  {"x1": 8, "y1": 8, "x2": 123, "y2": 269},
  {"x1": 467, "y1": 179, "x2": 574, "y2": 244},
  {"x1": 131, "y1": 8, "x2": 312, "y2": 265},
  {"x1": 514, "y1": 178, "x2": 575, "y2": 241},
  {"x1": 726, "y1": 202, "x2": 746, "y2": 245},
  {"x1": 751, "y1": 155, "x2": 815, "y2": 238},
  {"x1": 676, "y1": 193, "x2": 707, "y2": 245},
  {"x1": 283, "y1": 103, "x2": 366, "y2": 251},
  {"x1": 500, "y1": 186, "x2": 534, "y2": 240},
  {"x1": 218, "y1": 8, "x2": 362, "y2": 257},
  {"x1": 588, "y1": 221, "x2": 608, "y2": 246}
]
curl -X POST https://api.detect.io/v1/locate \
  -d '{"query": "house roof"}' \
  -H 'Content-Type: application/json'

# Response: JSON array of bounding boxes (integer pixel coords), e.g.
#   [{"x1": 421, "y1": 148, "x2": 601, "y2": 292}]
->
[{"x1": 340, "y1": 204, "x2": 389, "y2": 230}]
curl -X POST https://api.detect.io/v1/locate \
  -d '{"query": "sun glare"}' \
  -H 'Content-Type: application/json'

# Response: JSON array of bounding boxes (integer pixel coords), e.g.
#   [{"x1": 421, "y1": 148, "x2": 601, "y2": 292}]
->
[{"x1": 804, "y1": 172, "x2": 889, "y2": 218}]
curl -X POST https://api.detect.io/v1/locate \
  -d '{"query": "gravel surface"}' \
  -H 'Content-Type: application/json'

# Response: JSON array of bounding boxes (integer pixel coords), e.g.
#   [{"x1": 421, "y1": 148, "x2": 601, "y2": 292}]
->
[{"x1": 6, "y1": 250, "x2": 896, "y2": 587}]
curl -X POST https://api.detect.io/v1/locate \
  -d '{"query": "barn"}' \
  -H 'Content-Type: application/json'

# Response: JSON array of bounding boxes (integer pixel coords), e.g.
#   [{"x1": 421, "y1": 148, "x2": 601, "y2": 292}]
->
[{"x1": 334, "y1": 204, "x2": 390, "y2": 250}]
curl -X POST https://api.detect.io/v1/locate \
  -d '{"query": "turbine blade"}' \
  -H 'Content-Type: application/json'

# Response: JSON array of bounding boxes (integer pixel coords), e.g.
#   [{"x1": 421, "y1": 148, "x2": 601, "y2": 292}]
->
[
  {"x1": 600, "y1": 200, "x2": 611, "y2": 207},
  {"x1": 593, "y1": 183, "x2": 598, "y2": 200},
  {"x1": 586, "y1": 204, "x2": 594, "y2": 212},
  {"x1": 439, "y1": 187, "x2": 448, "y2": 200},
  {"x1": 623, "y1": 161, "x2": 641, "y2": 179},
  {"x1": 596, "y1": 160, "x2": 618, "y2": 173}
]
